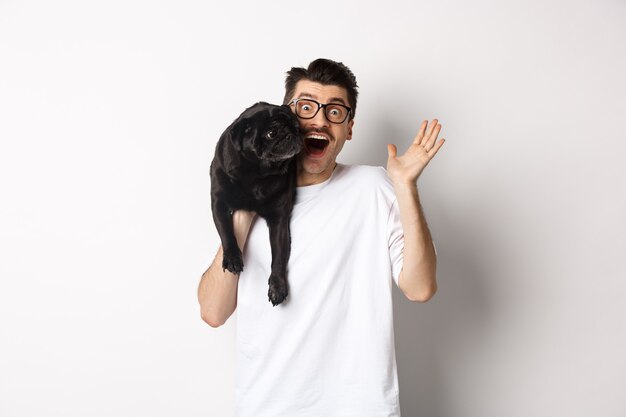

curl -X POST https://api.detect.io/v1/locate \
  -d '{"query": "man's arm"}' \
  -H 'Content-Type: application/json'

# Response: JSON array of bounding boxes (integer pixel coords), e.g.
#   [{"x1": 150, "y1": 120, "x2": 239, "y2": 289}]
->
[
  {"x1": 387, "y1": 119, "x2": 445, "y2": 302},
  {"x1": 198, "y1": 210, "x2": 255, "y2": 327},
  {"x1": 393, "y1": 183, "x2": 437, "y2": 302}
]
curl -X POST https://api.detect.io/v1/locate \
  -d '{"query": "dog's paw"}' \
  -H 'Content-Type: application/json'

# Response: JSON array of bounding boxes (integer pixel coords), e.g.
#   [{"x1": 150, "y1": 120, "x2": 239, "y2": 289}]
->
[
  {"x1": 222, "y1": 248, "x2": 244, "y2": 274},
  {"x1": 268, "y1": 274, "x2": 288, "y2": 306}
]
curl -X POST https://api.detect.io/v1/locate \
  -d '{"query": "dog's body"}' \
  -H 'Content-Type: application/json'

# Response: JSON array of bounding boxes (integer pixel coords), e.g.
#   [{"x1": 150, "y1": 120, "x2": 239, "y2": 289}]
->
[{"x1": 210, "y1": 102, "x2": 302, "y2": 306}]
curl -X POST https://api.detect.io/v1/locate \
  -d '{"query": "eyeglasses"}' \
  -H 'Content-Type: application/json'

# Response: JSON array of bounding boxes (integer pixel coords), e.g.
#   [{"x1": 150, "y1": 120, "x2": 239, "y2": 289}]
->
[{"x1": 288, "y1": 98, "x2": 352, "y2": 124}]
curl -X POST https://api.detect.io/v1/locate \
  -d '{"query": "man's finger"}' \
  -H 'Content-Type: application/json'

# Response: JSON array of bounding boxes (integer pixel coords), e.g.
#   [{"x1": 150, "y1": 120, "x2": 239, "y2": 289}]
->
[
  {"x1": 387, "y1": 143, "x2": 398, "y2": 158},
  {"x1": 424, "y1": 123, "x2": 441, "y2": 151},
  {"x1": 425, "y1": 119, "x2": 438, "y2": 140},
  {"x1": 413, "y1": 120, "x2": 428, "y2": 146},
  {"x1": 428, "y1": 138, "x2": 445, "y2": 157}
]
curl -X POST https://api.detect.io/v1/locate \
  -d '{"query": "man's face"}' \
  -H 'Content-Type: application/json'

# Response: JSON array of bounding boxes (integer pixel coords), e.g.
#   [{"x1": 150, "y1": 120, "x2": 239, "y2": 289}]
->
[{"x1": 289, "y1": 80, "x2": 354, "y2": 186}]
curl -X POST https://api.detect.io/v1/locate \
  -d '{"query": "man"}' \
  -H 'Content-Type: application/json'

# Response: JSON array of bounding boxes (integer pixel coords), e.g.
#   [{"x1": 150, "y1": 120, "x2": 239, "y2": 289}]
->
[{"x1": 198, "y1": 58, "x2": 444, "y2": 416}]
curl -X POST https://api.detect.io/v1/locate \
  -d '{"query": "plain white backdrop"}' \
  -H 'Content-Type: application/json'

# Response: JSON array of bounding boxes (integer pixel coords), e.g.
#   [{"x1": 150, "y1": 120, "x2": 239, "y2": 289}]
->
[{"x1": 1, "y1": 1, "x2": 625, "y2": 416}]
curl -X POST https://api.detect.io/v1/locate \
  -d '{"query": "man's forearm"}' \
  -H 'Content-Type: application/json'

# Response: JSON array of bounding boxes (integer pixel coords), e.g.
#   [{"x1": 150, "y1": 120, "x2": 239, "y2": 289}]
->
[
  {"x1": 394, "y1": 183, "x2": 437, "y2": 302},
  {"x1": 198, "y1": 211, "x2": 255, "y2": 327},
  {"x1": 198, "y1": 247, "x2": 240, "y2": 327}
]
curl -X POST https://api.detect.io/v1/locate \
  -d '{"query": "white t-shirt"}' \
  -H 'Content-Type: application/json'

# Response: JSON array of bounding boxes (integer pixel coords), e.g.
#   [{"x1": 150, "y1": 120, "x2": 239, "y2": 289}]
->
[{"x1": 235, "y1": 164, "x2": 404, "y2": 417}]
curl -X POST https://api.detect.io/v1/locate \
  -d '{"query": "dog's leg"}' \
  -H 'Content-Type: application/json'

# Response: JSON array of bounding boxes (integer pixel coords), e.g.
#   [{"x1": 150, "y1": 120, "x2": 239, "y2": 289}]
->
[
  {"x1": 266, "y1": 216, "x2": 291, "y2": 306},
  {"x1": 212, "y1": 199, "x2": 244, "y2": 274}
]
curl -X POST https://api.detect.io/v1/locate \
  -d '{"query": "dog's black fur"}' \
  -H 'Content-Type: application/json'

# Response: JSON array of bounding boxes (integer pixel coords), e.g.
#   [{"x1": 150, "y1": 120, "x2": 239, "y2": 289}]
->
[{"x1": 210, "y1": 102, "x2": 302, "y2": 306}]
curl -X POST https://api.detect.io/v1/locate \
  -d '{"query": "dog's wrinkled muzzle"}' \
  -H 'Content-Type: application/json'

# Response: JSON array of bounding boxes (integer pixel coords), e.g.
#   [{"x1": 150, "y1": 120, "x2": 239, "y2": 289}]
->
[{"x1": 268, "y1": 134, "x2": 302, "y2": 160}]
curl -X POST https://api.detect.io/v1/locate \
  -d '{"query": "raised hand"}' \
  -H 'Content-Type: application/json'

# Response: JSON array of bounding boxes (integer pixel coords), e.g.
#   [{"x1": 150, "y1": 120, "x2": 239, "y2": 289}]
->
[{"x1": 386, "y1": 119, "x2": 445, "y2": 186}]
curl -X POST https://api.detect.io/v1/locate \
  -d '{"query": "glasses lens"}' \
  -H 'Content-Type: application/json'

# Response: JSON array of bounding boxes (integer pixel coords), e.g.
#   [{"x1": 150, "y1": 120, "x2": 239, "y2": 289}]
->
[
  {"x1": 295, "y1": 99, "x2": 319, "y2": 118},
  {"x1": 325, "y1": 104, "x2": 348, "y2": 123}
]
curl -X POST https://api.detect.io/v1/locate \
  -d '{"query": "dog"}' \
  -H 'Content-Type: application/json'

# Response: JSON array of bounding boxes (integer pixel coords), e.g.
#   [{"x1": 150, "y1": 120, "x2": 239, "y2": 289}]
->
[{"x1": 210, "y1": 102, "x2": 302, "y2": 306}]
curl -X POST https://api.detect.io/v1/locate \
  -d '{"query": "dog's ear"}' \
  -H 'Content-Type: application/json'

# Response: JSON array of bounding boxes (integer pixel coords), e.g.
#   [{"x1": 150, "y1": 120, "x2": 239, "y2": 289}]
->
[
  {"x1": 215, "y1": 122, "x2": 242, "y2": 175},
  {"x1": 229, "y1": 119, "x2": 254, "y2": 152},
  {"x1": 217, "y1": 117, "x2": 256, "y2": 175}
]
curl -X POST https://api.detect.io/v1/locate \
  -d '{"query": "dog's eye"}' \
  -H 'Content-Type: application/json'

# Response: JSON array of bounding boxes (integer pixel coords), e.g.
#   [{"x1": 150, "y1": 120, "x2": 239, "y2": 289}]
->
[{"x1": 266, "y1": 129, "x2": 276, "y2": 139}]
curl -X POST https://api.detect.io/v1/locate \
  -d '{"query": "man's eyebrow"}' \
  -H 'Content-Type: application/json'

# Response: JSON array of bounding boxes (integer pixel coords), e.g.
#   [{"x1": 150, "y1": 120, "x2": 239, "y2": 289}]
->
[
  {"x1": 296, "y1": 93, "x2": 317, "y2": 100},
  {"x1": 296, "y1": 93, "x2": 348, "y2": 106},
  {"x1": 328, "y1": 97, "x2": 348, "y2": 106}
]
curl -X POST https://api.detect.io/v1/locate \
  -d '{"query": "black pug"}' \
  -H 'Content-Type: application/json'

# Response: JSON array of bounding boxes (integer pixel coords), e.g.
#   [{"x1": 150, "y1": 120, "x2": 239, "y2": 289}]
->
[{"x1": 210, "y1": 102, "x2": 303, "y2": 306}]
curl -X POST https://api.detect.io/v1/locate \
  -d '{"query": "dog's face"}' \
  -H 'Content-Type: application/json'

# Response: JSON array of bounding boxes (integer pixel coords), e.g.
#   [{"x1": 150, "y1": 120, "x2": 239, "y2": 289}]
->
[{"x1": 232, "y1": 102, "x2": 303, "y2": 165}]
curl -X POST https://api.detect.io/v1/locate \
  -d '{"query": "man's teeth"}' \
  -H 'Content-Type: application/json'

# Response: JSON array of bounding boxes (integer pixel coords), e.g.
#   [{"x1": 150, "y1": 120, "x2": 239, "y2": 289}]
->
[{"x1": 306, "y1": 135, "x2": 328, "y2": 141}]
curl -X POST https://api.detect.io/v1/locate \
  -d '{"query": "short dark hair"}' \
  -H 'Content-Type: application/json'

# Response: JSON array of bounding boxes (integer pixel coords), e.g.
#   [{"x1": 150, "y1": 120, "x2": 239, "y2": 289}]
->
[{"x1": 283, "y1": 58, "x2": 359, "y2": 120}]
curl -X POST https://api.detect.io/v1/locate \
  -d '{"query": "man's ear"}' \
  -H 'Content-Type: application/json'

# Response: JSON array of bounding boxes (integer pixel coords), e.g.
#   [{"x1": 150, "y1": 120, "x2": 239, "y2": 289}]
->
[{"x1": 347, "y1": 118, "x2": 354, "y2": 140}]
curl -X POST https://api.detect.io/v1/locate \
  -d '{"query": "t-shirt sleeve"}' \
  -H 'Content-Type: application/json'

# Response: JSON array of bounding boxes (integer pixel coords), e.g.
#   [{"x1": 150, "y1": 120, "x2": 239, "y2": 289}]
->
[{"x1": 387, "y1": 198, "x2": 404, "y2": 286}]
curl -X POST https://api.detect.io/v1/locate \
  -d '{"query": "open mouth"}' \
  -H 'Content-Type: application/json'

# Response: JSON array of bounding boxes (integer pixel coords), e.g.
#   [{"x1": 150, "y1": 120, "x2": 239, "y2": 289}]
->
[{"x1": 304, "y1": 134, "x2": 330, "y2": 157}]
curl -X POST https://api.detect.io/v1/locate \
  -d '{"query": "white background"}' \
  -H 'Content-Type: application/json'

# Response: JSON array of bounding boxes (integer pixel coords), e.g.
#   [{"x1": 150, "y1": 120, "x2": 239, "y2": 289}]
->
[{"x1": 1, "y1": 1, "x2": 625, "y2": 416}]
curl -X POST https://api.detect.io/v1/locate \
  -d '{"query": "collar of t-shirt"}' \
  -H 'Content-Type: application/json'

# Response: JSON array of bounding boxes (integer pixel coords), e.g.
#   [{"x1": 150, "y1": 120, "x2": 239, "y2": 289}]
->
[{"x1": 295, "y1": 164, "x2": 341, "y2": 205}]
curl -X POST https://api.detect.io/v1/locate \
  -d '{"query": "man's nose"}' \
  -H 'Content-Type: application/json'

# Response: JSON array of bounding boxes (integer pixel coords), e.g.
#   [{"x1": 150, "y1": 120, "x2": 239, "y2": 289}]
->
[{"x1": 309, "y1": 108, "x2": 330, "y2": 128}]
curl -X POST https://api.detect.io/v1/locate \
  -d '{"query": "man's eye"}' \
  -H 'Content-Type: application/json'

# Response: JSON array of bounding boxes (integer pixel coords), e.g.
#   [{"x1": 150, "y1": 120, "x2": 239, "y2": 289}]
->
[
  {"x1": 301, "y1": 105, "x2": 312, "y2": 111},
  {"x1": 329, "y1": 108, "x2": 340, "y2": 116}
]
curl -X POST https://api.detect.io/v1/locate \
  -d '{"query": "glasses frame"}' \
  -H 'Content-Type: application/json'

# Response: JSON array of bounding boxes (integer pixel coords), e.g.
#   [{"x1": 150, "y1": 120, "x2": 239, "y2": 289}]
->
[{"x1": 288, "y1": 98, "x2": 352, "y2": 124}]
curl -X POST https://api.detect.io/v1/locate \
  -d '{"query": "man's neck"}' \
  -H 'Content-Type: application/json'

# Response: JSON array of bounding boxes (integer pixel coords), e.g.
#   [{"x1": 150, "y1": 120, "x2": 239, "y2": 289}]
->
[{"x1": 296, "y1": 163, "x2": 337, "y2": 187}]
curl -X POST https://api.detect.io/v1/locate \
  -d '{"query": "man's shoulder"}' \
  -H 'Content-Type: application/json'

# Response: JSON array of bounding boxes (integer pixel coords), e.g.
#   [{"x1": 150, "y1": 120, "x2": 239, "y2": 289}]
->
[
  {"x1": 337, "y1": 163, "x2": 391, "y2": 184},
  {"x1": 332, "y1": 164, "x2": 395, "y2": 201}
]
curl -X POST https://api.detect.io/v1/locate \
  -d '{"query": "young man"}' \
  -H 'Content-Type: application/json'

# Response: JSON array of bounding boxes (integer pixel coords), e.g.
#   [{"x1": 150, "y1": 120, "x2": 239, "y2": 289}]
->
[{"x1": 198, "y1": 58, "x2": 444, "y2": 416}]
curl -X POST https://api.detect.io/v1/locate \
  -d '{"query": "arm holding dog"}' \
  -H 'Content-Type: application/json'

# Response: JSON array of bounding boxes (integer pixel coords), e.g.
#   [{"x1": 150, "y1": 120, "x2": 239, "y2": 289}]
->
[{"x1": 198, "y1": 210, "x2": 256, "y2": 327}]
